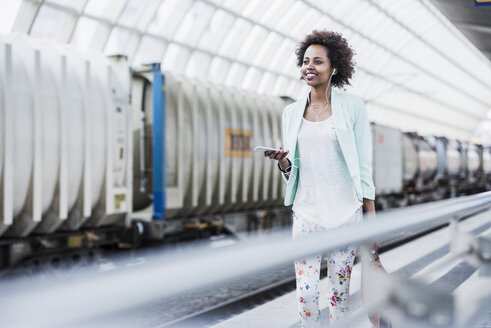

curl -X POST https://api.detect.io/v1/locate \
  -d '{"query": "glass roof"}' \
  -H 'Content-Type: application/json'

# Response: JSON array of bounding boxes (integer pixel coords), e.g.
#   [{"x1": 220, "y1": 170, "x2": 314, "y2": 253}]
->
[{"x1": 2, "y1": 0, "x2": 491, "y2": 140}]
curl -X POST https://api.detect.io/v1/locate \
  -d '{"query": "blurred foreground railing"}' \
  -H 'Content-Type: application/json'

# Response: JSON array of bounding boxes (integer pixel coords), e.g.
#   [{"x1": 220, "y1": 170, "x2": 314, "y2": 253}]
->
[{"x1": 1, "y1": 192, "x2": 491, "y2": 328}]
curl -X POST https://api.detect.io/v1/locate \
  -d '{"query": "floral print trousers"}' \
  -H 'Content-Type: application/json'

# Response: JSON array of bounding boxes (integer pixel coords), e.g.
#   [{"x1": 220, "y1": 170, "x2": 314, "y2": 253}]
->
[{"x1": 292, "y1": 209, "x2": 361, "y2": 328}]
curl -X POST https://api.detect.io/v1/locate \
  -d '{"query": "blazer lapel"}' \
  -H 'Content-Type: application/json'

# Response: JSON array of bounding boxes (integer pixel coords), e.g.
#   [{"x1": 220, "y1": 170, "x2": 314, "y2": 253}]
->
[
  {"x1": 331, "y1": 89, "x2": 347, "y2": 131},
  {"x1": 288, "y1": 95, "x2": 307, "y2": 156},
  {"x1": 331, "y1": 89, "x2": 358, "y2": 177}
]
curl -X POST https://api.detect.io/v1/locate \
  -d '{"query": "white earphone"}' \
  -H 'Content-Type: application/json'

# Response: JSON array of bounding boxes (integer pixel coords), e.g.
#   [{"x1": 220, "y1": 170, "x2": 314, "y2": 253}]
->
[{"x1": 331, "y1": 68, "x2": 337, "y2": 76}]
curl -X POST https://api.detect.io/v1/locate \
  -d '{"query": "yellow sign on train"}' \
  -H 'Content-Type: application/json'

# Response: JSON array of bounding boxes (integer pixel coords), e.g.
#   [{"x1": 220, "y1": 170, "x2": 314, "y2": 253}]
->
[{"x1": 225, "y1": 128, "x2": 253, "y2": 158}]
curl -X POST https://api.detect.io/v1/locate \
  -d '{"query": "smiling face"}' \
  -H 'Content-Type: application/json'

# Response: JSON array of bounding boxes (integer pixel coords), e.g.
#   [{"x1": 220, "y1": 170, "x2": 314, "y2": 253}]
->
[{"x1": 300, "y1": 44, "x2": 335, "y2": 88}]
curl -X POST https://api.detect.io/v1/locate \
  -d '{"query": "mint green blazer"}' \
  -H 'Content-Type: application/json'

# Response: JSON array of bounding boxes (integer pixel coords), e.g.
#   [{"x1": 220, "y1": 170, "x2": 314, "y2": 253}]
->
[{"x1": 281, "y1": 89, "x2": 375, "y2": 206}]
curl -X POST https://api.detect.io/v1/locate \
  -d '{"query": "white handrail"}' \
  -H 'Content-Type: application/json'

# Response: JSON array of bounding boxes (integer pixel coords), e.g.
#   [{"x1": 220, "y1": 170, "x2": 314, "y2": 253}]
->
[{"x1": 1, "y1": 192, "x2": 490, "y2": 327}]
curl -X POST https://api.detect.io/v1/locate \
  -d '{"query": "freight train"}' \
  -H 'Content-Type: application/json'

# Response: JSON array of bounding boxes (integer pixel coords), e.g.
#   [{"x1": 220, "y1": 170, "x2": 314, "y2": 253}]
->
[
  {"x1": 0, "y1": 34, "x2": 489, "y2": 269},
  {"x1": 371, "y1": 125, "x2": 490, "y2": 210}
]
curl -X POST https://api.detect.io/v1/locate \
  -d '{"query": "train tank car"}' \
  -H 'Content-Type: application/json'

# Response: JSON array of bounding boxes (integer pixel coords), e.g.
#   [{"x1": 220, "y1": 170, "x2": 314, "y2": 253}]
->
[
  {"x1": 445, "y1": 139, "x2": 464, "y2": 197},
  {"x1": 457, "y1": 141, "x2": 484, "y2": 195},
  {"x1": 130, "y1": 68, "x2": 286, "y2": 228},
  {"x1": 0, "y1": 33, "x2": 132, "y2": 238},
  {"x1": 468, "y1": 144, "x2": 482, "y2": 184},
  {"x1": 403, "y1": 133, "x2": 439, "y2": 203},
  {"x1": 482, "y1": 147, "x2": 491, "y2": 188}
]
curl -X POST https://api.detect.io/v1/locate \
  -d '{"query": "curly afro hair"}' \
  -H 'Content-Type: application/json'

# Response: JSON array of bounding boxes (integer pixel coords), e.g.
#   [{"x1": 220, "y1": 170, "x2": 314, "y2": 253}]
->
[{"x1": 295, "y1": 30, "x2": 356, "y2": 89}]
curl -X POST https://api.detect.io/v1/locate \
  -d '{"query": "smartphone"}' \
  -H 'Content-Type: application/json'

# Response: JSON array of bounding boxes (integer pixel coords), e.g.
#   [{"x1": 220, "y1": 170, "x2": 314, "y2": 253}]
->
[{"x1": 253, "y1": 146, "x2": 281, "y2": 155}]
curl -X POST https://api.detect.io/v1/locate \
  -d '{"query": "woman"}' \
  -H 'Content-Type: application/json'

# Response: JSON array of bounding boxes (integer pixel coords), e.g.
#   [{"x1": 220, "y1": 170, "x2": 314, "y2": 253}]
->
[{"x1": 266, "y1": 30, "x2": 376, "y2": 327}]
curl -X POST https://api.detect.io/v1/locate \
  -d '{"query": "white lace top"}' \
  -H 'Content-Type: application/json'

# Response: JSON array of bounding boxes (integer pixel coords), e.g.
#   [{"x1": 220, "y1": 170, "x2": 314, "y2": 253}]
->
[{"x1": 292, "y1": 117, "x2": 362, "y2": 229}]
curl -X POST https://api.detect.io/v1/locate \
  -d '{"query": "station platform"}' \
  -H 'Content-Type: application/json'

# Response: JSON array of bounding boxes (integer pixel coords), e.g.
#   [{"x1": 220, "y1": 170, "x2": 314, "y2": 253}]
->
[{"x1": 210, "y1": 210, "x2": 491, "y2": 328}]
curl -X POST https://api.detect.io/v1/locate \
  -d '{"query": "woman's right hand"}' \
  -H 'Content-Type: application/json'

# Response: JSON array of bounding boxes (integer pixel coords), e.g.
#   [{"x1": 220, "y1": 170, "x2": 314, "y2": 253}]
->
[{"x1": 264, "y1": 147, "x2": 289, "y2": 170}]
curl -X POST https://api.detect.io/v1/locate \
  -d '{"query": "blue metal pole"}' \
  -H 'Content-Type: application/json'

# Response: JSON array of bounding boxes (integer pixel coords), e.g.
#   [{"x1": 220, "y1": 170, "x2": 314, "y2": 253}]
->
[{"x1": 150, "y1": 63, "x2": 166, "y2": 221}]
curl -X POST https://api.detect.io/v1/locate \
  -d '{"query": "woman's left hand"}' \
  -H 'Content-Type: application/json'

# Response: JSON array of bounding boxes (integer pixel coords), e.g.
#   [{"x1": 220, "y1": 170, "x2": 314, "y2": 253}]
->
[
  {"x1": 363, "y1": 198, "x2": 379, "y2": 253},
  {"x1": 363, "y1": 198, "x2": 376, "y2": 216}
]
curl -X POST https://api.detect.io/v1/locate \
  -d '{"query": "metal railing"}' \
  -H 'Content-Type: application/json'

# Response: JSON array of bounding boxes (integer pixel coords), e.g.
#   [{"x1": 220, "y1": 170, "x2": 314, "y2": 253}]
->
[{"x1": 1, "y1": 192, "x2": 490, "y2": 328}]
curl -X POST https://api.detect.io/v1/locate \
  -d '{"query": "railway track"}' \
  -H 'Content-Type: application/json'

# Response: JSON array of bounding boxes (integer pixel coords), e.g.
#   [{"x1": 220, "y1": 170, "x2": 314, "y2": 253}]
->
[{"x1": 158, "y1": 274, "x2": 305, "y2": 328}]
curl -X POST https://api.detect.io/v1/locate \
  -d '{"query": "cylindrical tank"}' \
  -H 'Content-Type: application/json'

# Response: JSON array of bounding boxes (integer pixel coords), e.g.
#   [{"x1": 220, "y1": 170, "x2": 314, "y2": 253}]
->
[
  {"x1": 424, "y1": 136, "x2": 446, "y2": 181},
  {"x1": 402, "y1": 133, "x2": 419, "y2": 185},
  {"x1": 446, "y1": 139, "x2": 462, "y2": 177},
  {"x1": 131, "y1": 71, "x2": 285, "y2": 219},
  {"x1": 466, "y1": 143, "x2": 480, "y2": 184},
  {"x1": 483, "y1": 147, "x2": 491, "y2": 177},
  {"x1": 0, "y1": 34, "x2": 132, "y2": 237},
  {"x1": 418, "y1": 138, "x2": 438, "y2": 182},
  {"x1": 404, "y1": 133, "x2": 438, "y2": 183}
]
